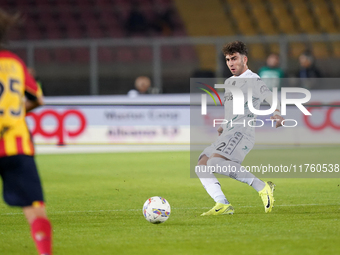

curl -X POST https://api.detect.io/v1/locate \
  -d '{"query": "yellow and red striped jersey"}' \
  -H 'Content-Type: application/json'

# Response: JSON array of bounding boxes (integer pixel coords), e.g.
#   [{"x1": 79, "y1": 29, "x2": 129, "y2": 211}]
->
[{"x1": 0, "y1": 50, "x2": 42, "y2": 157}]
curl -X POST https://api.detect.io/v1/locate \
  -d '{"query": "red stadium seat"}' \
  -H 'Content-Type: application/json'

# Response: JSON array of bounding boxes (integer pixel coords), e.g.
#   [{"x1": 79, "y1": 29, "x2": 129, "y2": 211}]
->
[
  {"x1": 26, "y1": 29, "x2": 44, "y2": 40},
  {"x1": 105, "y1": 26, "x2": 125, "y2": 38},
  {"x1": 100, "y1": 10, "x2": 117, "y2": 23},
  {"x1": 98, "y1": 47, "x2": 115, "y2": 63},
  {"x1": 8, "y1": 29, "x2": 23, "y2": 41},
  {"x1": 54, "y1": 48, "x2": 73, "y2": 63},
  {"x1": 87, "y1": 27, "x2": 104, "y2": 39},
  {"x1": 161, "y1": 46, "x2": 176, "y2": 62},
  {"x1": 95, "y1": 0, "x2": 111, "y2": 4},
  {"x1": 35, "y1": 49, "x2": 52, "y2": 64},
  {"x1": 4, "y1": 0, "x2": 186, "y2": 40},
  {"x1": 116, "y1": 47, "x2": 134, "y2": 62},
  {"x1": 179, "y1": 45, "x2": 197, "y2": 62},
  {"x1": 136, "y1": 46, "x2": 153, "y2": 62},
  {"x1": 46, "y1": 29, "x2": 64, "y2": 40},
  {"x1": 73, "y1": 48, "x2": 90, "y2": 63},
  {"x1": 65, "y1": 26, "x2": 84, "y2": 39},
  {"x1": 5, "y1": 0, "x2": 186, "y2": 42}
]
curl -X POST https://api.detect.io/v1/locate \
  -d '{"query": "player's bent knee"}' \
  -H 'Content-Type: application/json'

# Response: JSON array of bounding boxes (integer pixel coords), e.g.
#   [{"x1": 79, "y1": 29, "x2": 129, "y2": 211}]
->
[
  {"x1": 207, "y1": 157, "x2": 222, "y2": 167},
  {"x1": 198, "y1": 154, "x2": 209, "y2": 165}
]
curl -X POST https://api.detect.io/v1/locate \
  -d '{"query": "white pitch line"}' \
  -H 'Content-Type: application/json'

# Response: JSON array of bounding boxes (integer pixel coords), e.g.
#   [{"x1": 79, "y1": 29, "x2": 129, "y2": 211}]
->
[
  {"x1": 35, "y1": 144, "x2": 190, "y2": 155},
  {"x1": 1, "y1": 203, "x2": 339, "y2": 216}
]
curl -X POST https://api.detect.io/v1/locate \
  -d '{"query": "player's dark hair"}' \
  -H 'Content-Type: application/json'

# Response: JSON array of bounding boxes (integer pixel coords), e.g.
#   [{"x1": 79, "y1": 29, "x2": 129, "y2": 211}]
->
[
  {"x1": 300, "y1": 50, "x2": 314, "y2": 62},
  {"x1": 0, "y1": 8, "x2": 20, "y2": 48},
  {"x1": 222, "y1": 41, "x2": 248, "y2": 56}
]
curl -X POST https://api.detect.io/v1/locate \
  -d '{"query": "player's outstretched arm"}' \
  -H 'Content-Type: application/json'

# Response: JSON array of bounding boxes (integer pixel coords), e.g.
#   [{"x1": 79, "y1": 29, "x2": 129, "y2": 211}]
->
[
  {"x1": 217, "y1": 126, "x2": 223, "y2": 136},
  {"x1": 270, "y1": 111, "x2": 284, "y2": 128},
  {"x1": 264, "y1": 93, "x2": 284, "y2": 128}
]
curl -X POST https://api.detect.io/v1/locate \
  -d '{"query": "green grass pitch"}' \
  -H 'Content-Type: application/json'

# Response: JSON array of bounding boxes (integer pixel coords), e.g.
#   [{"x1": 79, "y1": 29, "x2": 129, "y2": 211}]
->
[{"x1": 0, "y1": 147, "x2": 339, "y2": 255}]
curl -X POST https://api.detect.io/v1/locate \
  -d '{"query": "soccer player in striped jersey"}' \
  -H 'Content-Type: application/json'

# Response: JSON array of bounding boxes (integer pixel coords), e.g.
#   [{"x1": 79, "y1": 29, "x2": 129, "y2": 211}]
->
[{"x1": 0, "y1": 9, "x2": 52, "y2": 255}]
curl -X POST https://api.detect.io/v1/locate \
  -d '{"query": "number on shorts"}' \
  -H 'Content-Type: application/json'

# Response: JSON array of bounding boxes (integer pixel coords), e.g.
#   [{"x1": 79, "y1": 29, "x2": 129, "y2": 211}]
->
[{"x1": 216, "y1": 142, "x2": 226, "y2": 151}]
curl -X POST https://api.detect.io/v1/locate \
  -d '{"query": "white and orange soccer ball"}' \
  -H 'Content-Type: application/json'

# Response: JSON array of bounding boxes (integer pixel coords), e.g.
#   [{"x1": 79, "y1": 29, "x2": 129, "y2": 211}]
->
[{"x1": 143, "y1": 196, "x2": 171, "y2": 224}]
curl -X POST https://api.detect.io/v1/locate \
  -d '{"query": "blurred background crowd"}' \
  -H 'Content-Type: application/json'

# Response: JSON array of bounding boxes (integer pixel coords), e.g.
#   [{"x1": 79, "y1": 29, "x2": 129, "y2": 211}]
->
[{"x1": 3, "y1": 0, "x2": 340, "y2": 96}]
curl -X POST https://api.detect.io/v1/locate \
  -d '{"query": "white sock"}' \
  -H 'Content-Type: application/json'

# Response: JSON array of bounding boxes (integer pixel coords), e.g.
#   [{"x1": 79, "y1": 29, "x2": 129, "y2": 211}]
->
[
  {"x1": 206, "y1": 157, "x2": 265, "y2": 192},
  {"x1": 195, "y1": 165, "x2": 229, "y2": 204}
]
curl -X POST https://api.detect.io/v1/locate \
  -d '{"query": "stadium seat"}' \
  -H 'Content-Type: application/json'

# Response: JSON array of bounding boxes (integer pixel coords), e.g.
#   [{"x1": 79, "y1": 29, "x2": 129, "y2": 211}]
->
[
  {"x1": 35, "y1": 49, "x2": 53, "y2": 64},
  {"x1": 291, "y1": 2, "x2": 319, "y2": 34},
  {"x1": 312, "y1": 42, "x2": 330, "y2": 59},
  {"x1": 16, "y1": 0, "x2": 31, "y2": 6},
  {"x1": 161, "y1": 46, "x2": 176, "y2": 62},
  {"x1": 289, "y1": 42, "x2": 306, "y2": 58},
  {"x1": 65, "y1": 26, "x2": 84, "y2": 39},
  {"x1": 95, "y1": 0, "x2": 112, "y2": 4},
  {"x1": 100, "y1": 10, "x2": 118, "y2": 24},
  {"x1": 46, "y1": 29, "x2": 64, "y2": 40},
  {"x1": 179, "y1": 45, "x2": 197, "y2": 62},
  {"x1": 229, "y1": 3, "x2": 257, "y2": 35},
  {"x1": 251, "y1": 5, "x2": 277, "y2": 35},
  {"x1": 116, "y1": 47, "x2": 134, "y2": 62},
  {"x1": 172, "y1": 28, "x2": 187, "y2": 36},
  {"x1": 98, "y1": 47, "x2": 115, "y2": 63},
  {"x1": 136, "y1": 46, "x2": 153, "y2": 62},
  {"x1": 287, "y1": 0, "x2": 305, "y2": 4},
  {"x1": 8, "y1": 29, "x2": 23, "y2": 41},
  {"x1": 3, "y1": 0, "x2": 186, "y2": 41},
  {"x1": 73, "y1": 48, "x2": 90, "y2": 63},
  {"x1": 236, "y1": 19, "x2": 257, "y2": 35},
  {"x1": 270, "y1": 2, "x2": 298, "y2": 34},
  {"x1": 248, "y1": 44, "x2": 266, "y2": 60},
  {"x1": 331, "y1": 42, "x2": 340, "y2": 58},
  {"x1": 225, "y1": 0, "x2": 242, "y2": 3},
  {"x1": 75, "y1": 0, "x2": 94, "y2": 6},
  {"x1": 54, "y1": 48, "x2": 73, "y2": 63},
  {"x1": 269, "y1": 43, "x2": 280, "y2": 54},
  {"x1": 86, "y1": 26, "x2": 105, "y2": 39},
  {"x1": 298, "y1": 16, "x2": 318, "y2": 34},
  {"x1": 318, "y1": 15, "x2": 338, "y2": 34},
  {"x1": 26, "y1": 29, "x2": 44, "y2": 40},
  {"x1": 105, "y1": 26, "x2": 125, "y2": 38},
  {"x1": 333, "y1": 4, "x2": 340, "y2": 21}
]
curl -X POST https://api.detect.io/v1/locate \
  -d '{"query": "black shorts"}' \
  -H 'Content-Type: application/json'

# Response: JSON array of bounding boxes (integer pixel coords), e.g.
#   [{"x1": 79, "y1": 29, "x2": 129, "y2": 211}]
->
[{"x1": 0, "y1": 155, "x2": 44, "y2": 207}]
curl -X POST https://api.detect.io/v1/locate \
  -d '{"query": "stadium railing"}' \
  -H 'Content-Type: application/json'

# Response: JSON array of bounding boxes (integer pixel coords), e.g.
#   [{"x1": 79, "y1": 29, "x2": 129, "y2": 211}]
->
[{"x1": 9, "y1": 34, "x2": 340, "y2": 95}]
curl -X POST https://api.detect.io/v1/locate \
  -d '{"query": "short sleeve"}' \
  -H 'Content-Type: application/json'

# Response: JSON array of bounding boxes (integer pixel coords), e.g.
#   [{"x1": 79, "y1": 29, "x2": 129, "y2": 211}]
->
[{"x1": 24, "y1": 66, "x2": 41, "y2": 98}]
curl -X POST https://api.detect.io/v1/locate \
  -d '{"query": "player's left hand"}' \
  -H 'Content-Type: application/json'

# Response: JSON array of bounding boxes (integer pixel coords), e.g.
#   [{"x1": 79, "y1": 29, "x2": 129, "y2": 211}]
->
[
  {"x1": 217, "y1": 126, "x2": 223, "y2": 136},
  {"x1": 270, "y1": 115, "x2": 284, "y2": 128}
]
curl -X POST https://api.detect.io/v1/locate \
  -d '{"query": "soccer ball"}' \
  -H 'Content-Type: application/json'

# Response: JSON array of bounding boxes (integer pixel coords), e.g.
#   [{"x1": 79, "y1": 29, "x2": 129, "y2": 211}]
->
[{"x1": 143, "y1": 196, "x2": 171, "y2": 224}]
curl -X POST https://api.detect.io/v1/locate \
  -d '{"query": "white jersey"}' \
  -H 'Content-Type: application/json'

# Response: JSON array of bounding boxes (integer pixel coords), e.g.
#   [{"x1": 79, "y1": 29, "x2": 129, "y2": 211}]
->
[{"x1": 221, "y1": 69, "x2": 272, "y2": 140}]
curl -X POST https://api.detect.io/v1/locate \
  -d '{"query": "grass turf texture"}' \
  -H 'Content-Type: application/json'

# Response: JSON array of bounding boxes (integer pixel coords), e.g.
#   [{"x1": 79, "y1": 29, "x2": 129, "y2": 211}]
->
[{"x1": 0, "y1": 147, "x2": 339, "y2": 255}]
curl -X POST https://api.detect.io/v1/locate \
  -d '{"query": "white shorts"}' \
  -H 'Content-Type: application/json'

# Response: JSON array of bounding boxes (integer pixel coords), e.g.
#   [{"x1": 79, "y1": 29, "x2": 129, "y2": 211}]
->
[{"x1": 199, "y1": 131, "x2": 254, "y2": 164}]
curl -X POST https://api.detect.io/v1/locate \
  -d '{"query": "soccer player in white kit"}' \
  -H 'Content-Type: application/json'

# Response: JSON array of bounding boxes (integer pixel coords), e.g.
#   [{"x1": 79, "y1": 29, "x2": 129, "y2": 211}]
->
[{"x1": 196, "y1": 41, "x2": 284, "y2": 215}]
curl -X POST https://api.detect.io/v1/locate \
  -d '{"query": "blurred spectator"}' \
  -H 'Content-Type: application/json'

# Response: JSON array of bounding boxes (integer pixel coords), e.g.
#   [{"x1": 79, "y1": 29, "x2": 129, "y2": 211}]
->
[
  {"x1": 258, "y1": 53, "x2": 284, "y2": 91},
  {"x1": 128, "y1": 76, "x2": 151, "y2": 97},
  {"x1": 297, "y1": 51, "x2": 322, "y2": 78},
  {"x1": 152, "y1": 7, "x2": 177, "y2": 36},
  {"x1": 125, "y1": 4, "x2": 149, "y2": 36},
  {"x1": 296, "y1": 51, "x2": 322, "y2": 89}
]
